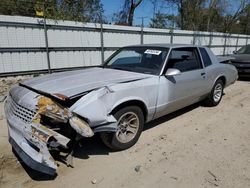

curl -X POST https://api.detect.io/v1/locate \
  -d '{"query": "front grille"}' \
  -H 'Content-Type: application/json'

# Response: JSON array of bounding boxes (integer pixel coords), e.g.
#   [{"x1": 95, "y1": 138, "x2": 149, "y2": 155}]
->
[{"x1": 6, "y1": 95, "x2": 37, "y2": 123}]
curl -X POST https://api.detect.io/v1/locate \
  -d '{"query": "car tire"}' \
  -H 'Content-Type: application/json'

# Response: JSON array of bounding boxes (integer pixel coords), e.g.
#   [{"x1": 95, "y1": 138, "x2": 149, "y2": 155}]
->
[
  {"x1": 204, "y1": 79, "x2": 224, "y2": 107},
  {"x1": 100, "y1": 106, "x2": 144, "y2": 151}
]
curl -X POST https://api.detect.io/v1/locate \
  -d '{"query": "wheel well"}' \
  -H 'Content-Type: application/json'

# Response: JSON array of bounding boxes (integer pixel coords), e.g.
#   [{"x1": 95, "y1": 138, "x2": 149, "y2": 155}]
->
[
  {"x1": 217, "y1": 76, "x2": 226, "y2": 86},
  {"x1": 110, "y1": 100, "x2": 148, "y2": 121}
]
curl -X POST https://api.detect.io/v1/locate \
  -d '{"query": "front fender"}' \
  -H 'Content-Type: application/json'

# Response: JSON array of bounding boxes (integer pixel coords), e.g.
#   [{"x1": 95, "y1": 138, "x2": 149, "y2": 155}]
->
[
  {"x1": 111, "y1": 96, "x2": 148, "y2": 113},
  {"x1": 69, "y1": 76, "x2": 158, "y2": 132},
  {"x1": 69, "y1": 88, "x2": 150, "y2": 133},
  {"x1": 70, "y1": 87, "x2": 117, "y2": 130}
]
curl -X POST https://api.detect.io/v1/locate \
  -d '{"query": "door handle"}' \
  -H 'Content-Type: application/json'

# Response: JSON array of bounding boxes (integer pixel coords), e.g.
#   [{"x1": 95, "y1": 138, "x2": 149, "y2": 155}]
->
[{"x1": 201, "y1": 72, "x2": 206, "y2": 76}]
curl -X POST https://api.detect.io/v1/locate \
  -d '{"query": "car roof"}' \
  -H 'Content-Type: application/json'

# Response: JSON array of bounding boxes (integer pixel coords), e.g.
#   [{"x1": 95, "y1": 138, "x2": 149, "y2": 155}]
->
[{"x1": 124, "y1": 43, "x2": 205, "y2": 48}]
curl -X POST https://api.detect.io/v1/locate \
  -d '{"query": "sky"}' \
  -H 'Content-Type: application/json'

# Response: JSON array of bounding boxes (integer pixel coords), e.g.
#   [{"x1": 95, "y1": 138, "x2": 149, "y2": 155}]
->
[
  {"x1": 100, "y1": 0, "x2": 241, "y2": 27},
  {"x1": 101, "y1": 0, "x2": 174, "y2": 26}
]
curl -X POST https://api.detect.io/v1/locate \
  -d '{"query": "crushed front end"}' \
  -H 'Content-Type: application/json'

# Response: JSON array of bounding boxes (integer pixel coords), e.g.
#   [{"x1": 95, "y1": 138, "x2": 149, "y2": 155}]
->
[{"x1": 4, "y1": 85, "x2": 94, "y2": 175}]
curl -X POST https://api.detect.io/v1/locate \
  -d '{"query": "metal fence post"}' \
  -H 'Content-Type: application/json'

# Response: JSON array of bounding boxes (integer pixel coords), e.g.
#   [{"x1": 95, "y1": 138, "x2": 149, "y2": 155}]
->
[
  {"x1": 43, "y1": 17, "x2": 51, "y2": 73},
  {"x1": 170, "y1": 29, "x2": 173, "y2": 44},
  {"x1": 100, "y1": 21, "x2": 104, "y2": 65},
  {"x1": 236, "y1": 35, "x2": 239, "y2": 50},
  {"x1": 223, "y1": 34, "x2": 227, "y2": 55},
  {"x1": 192, "y1": 32, "x2": 196, "y2": 45},
  {"x1": 208, "y1": 32, "x2": 212, "y2": 48},
  {"x1": 139, "y1": 16, "x2": 145, "y2": 44},
  {"x1": 140, "y1": 24, "x2": 143, "y2": 44},
  {"x1": 43, "y1": 16, "x2": 51, "y2": 74}
]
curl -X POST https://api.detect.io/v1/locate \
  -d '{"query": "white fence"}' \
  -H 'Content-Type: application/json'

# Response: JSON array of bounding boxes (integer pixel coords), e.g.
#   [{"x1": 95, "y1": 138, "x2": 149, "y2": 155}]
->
[{"x1": 0, "y1": 15, "x2": 249, "y2": 76}]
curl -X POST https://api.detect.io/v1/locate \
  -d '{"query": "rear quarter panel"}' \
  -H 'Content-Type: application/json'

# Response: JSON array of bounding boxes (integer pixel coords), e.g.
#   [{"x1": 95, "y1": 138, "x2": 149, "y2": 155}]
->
[{"x1": 205, "y1": 48, "x2": 238, "y2": 89}]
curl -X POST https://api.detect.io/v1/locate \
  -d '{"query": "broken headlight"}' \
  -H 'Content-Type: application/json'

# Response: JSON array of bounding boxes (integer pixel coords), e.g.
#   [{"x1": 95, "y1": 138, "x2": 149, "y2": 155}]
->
[
  {"x1": 69, "y1": 116, "x2": 94, "y2": 137},
  {"x1": 35, "y1": 96, "x2": 94, "y2": 138}
]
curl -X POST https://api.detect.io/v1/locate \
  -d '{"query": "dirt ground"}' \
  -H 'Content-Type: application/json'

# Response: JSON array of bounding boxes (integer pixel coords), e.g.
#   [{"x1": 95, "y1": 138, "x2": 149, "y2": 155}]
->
[{"x1": 0, "y1": 79, "x2": 250, "y2": 188}]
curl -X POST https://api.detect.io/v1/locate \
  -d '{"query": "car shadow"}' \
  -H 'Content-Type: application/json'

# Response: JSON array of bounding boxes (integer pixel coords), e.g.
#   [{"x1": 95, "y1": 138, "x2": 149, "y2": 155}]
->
[
  {"x1": 74, "y1": 102, "x2": 201, "y2": 159},
  {"x1": 144, "y1": 102, "x2": 201, "y2": 131},
  {"x1": 15, "y1": 102, "x2": 202, "y2": 181}
]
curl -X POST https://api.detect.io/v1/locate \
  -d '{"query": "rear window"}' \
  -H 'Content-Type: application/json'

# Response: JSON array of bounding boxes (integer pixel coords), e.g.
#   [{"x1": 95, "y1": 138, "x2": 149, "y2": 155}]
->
[{"x1": 199, "y1": 48, "x2": 212, "y2": 67}]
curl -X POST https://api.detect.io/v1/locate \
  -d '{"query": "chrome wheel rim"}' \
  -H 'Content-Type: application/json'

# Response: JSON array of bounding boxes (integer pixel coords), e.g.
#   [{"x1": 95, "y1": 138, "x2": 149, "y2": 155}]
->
[
  {"x1": 213, "y1": 83, "x2": 223, "y2": 102},
  {"x1": 115, "y1": 112, "x2": 139, "y2": 143}
]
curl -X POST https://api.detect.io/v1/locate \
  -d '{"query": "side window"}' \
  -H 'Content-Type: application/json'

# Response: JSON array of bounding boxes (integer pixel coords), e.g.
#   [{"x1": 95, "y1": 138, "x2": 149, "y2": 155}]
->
[
  {"x1": 199, "y1": 48, "x2": 212, "y2": 67},
  {"x1": 167, "y1": 48, "x2": 202, "y2": 72}
]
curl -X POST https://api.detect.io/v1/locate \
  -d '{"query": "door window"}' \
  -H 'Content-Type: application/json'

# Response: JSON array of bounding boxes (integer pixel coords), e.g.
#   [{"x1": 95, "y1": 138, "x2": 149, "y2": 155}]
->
[{"x1": 166, "y1": 48, "x2": 202, "y2": 72}]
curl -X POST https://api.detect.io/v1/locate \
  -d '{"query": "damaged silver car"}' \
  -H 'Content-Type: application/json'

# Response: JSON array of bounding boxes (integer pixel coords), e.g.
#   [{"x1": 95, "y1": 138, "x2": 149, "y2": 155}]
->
[{"x1": 4, "y1": 44, "x2": 238, "y2": 175}]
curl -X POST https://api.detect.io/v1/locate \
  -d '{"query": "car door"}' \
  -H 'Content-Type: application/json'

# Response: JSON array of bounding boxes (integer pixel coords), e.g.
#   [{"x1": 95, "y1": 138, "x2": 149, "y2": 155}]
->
[{"x1": 154, "y1": 47, "x2": 208, "y2": 119}]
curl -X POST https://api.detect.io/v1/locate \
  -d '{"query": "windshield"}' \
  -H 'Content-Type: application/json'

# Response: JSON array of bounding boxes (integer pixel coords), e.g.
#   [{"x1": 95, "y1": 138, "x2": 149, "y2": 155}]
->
[
  {"x1": 104, "y1": 47, "x2": 169, "y2": 75},
  {"x1": 236, "y1": 45, "x2": 250, "y2": 54}
]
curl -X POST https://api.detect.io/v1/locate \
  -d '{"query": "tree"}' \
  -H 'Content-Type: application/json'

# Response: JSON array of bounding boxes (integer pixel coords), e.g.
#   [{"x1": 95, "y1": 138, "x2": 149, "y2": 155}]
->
[
  {"x1": 219, "y1": 0, "x2": 249, "y2": 33},
  {"x1": 47, "y1": 0, "x2": 104, "y2": 22},
  {"x1": 162, "y1": 0, "x2": 185, "y2": 29},
  {"x1": 0, "y1": 0, "x2": 36, "y2": 17},
  {"x1": 149, "y1": 12, "x2": 176, "y2": 28},
  {"x1": 206, "y1": 0, "x2": 218, "y2": 31},
  {"x1": 158, "y1": 0, "x2": 250, "y2": 34},
  {"x1": 0, "y1": 0, "x2": 104, "y2": 23},
  {"x1": 113, "y1": 0, "x2": 143, "y2": 26},
  {"x1": 240, "y1": 3, "x2": 250, "y2": 34}
]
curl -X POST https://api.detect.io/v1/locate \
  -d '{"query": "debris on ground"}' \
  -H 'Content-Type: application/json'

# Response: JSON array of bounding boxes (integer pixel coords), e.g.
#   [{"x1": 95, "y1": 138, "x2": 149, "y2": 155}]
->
[
  {"x1": 91, "y1": 179, "x2": 97, "y2": 184},
  {"x1": 159, "y1": 134, "x2": 167, "y2": 140},
  {"x1": 170, "y1": 176, "x2": 178, "y2": 180},
  {"x1": 0, "y1": 75, "x2": 35, "y2": 97},
  {"x1": 134, "y1": 165, "x2": 141, "y2": 173},
  {"x1": 208, "y1": 170, "x2": 220, "y2": 182},
  {"x1": 205, "y1": 170, "x2": 220, "y2": 187},
  {"x1": 205, "y1": 179, "x2": 219, "y2": 187},
  {"x1": 91, "y1": 177, "x2": 104, "y2": 185}
]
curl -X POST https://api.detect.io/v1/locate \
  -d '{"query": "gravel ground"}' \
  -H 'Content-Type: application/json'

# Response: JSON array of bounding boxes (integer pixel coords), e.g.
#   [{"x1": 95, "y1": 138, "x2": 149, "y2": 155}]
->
[
  {"x1": 0, "y1": 79, "x2": 249, "y2": 188},
  {"x1": 0, "y1": 76, "x2": 34, "y2": 98}
]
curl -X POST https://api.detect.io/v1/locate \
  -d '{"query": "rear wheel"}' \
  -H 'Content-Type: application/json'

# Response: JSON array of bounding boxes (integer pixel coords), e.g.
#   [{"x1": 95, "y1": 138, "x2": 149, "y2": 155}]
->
[
  {"x1": 100, "y1": 106, "x2": 144, "y2": 151},
  {"x1": 204, "y1": 79, "x2": 224, "y2": 106}
]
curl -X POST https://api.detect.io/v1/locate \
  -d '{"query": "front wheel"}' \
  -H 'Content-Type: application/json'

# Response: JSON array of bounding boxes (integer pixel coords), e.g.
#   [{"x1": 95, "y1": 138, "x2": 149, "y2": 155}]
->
[
  {"x1": 100, "y1": 106, "x2": 144, "y2": 151},
  {"x1": 204, "y1": 79, "x2": 224, "y2": 106}
]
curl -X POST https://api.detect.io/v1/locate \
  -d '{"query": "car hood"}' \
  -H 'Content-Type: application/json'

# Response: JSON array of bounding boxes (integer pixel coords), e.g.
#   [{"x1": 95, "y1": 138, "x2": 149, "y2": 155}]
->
[
  {"x1": 21, "y1": 67, "x2": 151, "y2": 98},
  {"x1": 230, "y1": 54, "x2": 250, "y2": 63}
]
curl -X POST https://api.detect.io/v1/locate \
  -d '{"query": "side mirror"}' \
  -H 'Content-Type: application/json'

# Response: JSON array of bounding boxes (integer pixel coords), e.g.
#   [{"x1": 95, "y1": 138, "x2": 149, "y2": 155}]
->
[
  {"x1": 233, "y1": 50, "x2": 237, "y2": 54},
  {"x1": 165, "y1": 68, "x2": 181, "y2": 77}
]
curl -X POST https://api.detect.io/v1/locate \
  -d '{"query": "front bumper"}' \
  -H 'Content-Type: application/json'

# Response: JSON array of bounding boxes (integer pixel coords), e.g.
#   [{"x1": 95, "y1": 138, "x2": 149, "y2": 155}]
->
[
  {"x1": 6, "y1": 114, "x2": 57, "y2": 175},
  {"x1": 9, "y1": 136, "x2": 56, "y2": 175},
  {"x1": 4, "y1": 85, "x2": 116, "y2": 175},
  {"x1": 4, "y1": 96, "x2": 70, "y2": 175}
]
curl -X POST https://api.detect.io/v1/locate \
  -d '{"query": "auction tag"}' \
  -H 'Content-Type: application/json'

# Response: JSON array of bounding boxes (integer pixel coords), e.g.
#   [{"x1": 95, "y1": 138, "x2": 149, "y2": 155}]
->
[{"x1": 144, "y1": 49, "x2": 162, "y2": 55}]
